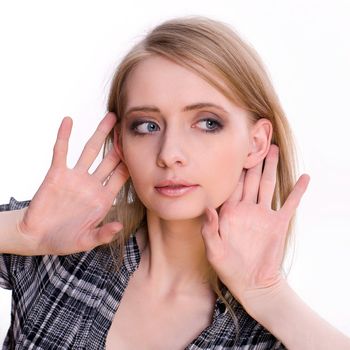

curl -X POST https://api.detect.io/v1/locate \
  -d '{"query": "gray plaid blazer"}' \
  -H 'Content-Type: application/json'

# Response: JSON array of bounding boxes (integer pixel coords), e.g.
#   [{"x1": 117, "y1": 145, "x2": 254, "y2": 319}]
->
[{"x1": 0, "y1": 197, "x2": 285, "y2": 349}]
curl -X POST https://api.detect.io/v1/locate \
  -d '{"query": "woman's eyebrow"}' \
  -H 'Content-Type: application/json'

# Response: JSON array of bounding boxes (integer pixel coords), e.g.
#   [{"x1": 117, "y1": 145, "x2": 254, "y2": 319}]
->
[{"x1": 124, "y1": 102, "x2": 229, "y2": 118}]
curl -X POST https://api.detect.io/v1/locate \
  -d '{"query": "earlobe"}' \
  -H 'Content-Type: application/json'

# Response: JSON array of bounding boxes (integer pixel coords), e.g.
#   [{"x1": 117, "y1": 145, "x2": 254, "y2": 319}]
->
[{"x1": 243, "y1": 118, "x2": 273, "y2": 169}]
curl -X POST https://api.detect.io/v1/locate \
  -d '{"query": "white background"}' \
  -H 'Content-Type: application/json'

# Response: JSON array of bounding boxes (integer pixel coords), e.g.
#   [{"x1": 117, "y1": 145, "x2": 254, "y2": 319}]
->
[{"x1": 1, "y1": 0, "x2": 349, "y2": 344}]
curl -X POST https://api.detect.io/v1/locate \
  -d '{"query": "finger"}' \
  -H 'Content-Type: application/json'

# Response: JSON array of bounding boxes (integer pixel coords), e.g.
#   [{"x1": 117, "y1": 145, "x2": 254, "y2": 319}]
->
[
  {"x1": 90, "y1": 222, "x2": 124, "y2": 247},
  {"x1": 258, "y1": 145, "x2": 279, "y2": 207},
  {"x1": 223, "y1": 170, "x2": 246, "y2": 207},
  {"x1": 51, "y1": 116, "x2": 73, "y2": 169},
  {"x1": 103, "y1": 161, "x2": 130, "y2": 200},
  {"x1": 113, "y1": 127, "x2": 125, "y2": 162},
  {"x1": 242, "y1": 160, "x2": 263, "y2": 203},
  {"x1": 201, "y1": 208, "x2": 221, "y2": 261},
  {"x1": 279, "y1": 174, "x2": 310, "y2": 219},
  {"x1": 92, "y1": 146, "x2": 120, "y2": 183},
  {"x1": 74, "y1": 112, "x2": 116, "y2": 171}
]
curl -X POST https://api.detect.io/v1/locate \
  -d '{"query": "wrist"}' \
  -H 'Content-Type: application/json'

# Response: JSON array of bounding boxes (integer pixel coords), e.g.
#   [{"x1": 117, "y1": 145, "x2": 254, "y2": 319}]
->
[
  {"x1": 0, "y1": 207, "x2": 38, "y2": 255},
  {"x1": 240, "y1": 277, "x2": 290, "y2": 320},
  {"x1": 16, "y1": 208, "x2": 42, "y2": 255},
  {"x1": 238, "y1": 278, "x2": 350, "y2": 350}
]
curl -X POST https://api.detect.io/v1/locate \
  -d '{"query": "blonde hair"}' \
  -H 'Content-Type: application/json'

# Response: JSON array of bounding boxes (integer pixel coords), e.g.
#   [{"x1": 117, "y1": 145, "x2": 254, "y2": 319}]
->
[{"x1": 101, "y1": 15, "x2": 298, "y2": 336}]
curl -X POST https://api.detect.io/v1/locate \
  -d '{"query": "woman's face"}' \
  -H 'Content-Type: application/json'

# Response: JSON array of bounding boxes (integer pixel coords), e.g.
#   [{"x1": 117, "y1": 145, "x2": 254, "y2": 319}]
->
[{"x1": 119, "y1": 55, "x2": 253, "y2": 220}]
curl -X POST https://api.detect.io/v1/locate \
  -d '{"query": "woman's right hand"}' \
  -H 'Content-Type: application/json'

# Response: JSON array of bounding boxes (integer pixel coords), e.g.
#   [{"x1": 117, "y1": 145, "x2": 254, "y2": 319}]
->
[{"x1": 18, "y1": 112, "x2": 130, "y2": 255}]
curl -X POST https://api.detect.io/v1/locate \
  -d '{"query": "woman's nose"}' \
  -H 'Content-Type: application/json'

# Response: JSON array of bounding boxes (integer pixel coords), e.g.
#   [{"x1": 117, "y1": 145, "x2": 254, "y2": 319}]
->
[{"x1": 156, "y1": 127, "x2": 187, "y2": 168}]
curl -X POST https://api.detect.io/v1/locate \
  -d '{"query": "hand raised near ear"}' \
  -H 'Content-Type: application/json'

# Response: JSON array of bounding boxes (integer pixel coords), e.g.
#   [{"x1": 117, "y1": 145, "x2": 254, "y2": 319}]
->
[
  {"x1": 18, "y1": 112, "x2": 130, "y2": 255},
  {"x1": 200, "y1": 144, "x2": 310, "y2": 305}
]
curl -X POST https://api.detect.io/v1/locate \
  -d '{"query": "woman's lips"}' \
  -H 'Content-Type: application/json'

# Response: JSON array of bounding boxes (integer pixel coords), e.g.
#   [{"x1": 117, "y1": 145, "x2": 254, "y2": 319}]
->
[{"x1": 155, "y1": 185, "x2": 199, "y2": 197}]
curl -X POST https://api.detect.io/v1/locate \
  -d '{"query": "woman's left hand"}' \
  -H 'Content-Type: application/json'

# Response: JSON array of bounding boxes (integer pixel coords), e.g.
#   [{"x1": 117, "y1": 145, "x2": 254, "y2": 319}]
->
[{"x1": 200, "y1": 144, "x2": 310, "y2": 307}]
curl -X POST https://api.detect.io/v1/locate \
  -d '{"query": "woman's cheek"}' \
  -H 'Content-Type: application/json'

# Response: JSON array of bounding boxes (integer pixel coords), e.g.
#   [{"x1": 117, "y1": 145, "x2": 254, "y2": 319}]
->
[{"x1": 211, "y1": 154, "x2": 245, "y2": 206}]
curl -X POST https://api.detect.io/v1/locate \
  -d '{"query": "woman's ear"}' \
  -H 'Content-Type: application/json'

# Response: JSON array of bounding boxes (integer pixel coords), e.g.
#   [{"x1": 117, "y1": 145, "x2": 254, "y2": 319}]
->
[
  {"x1": 113, "y1": 127, "x2": 126, "y2": 162},
  {"x1": 243, "y1": 118, "x2": 273, "y2": 169}
]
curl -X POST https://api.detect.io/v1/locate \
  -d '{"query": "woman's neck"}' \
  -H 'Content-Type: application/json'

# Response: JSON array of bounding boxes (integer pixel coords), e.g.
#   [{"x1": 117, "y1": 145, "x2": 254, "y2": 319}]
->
[{"x1": 134, "y1": 211, "x2": 214, "y2": 298}]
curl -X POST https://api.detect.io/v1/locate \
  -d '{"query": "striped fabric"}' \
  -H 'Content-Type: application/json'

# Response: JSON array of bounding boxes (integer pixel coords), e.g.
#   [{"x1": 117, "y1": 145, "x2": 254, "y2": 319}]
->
[{"x1": 0, "y1": 197, "x2": 285, "y2": 349}]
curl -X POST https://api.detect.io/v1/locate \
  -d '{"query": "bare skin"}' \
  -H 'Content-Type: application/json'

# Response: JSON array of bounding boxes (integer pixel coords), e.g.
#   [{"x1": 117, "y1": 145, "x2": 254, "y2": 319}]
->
[
  {"x1": 12, "y1": 109, "x2": 218, "y2": 349},
  {"x1": 105, "y1": 227, "x2": 217, "y2": 350},
  {"x1": 117, "y1": 55, "x2": 273, "y2": 303},
  {"x1": 16, "y1": 112, "x2": 130, "y2": 256},
  {"x1": 5, "y1": 54, "x2": 349, "y2": 350}
]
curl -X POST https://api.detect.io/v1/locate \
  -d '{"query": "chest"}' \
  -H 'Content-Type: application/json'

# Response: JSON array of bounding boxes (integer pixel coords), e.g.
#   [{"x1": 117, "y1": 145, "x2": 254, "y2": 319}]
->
[{"x1": 105, "y1": 277, "x2": 215, "y2": 350}]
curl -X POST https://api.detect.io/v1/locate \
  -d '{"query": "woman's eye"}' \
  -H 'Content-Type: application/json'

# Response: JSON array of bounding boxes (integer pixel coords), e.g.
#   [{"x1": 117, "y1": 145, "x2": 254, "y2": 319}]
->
[
  {"x1": 130, "y1": 121, "x2": 159, "y2": 135},
  {"x1": 129, "y1": 117, "x2": 223, "y2": 135},
  {"x1": 197, "y1": 118, "x2": 223, "y2": 133}
]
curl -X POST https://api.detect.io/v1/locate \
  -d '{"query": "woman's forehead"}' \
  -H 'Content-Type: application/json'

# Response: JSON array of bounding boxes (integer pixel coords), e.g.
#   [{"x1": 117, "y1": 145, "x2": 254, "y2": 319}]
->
[{"x1": 123, "y1": 56, "x2": 241, "y2": 115}]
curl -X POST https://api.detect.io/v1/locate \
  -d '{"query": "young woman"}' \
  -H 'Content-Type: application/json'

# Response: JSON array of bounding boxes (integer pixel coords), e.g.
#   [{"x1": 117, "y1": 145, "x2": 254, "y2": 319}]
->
[{"x1": 1, "y1": 16, "x2": 349, "y2": 349}]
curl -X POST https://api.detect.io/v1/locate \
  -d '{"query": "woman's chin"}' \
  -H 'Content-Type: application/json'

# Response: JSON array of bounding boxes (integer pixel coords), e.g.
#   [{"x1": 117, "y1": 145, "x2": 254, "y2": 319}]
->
[{"x1": 146, "y1": 206, "x2": 207, "y2": 222}]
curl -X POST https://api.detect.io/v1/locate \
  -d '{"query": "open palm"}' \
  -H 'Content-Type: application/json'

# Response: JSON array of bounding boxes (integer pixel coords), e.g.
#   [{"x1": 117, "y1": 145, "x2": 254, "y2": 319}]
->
[
  {"x1": 200, "y1": 144, "x2": 310, "y2": 305},
  {"x1": 18, "y1": 112, "x2": 129, "y2": 255}
]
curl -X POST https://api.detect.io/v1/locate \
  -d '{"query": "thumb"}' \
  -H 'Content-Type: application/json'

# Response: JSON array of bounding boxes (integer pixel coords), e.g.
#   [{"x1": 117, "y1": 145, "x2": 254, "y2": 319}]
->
[
  {"x1": 201, "y1": 208, "x2": 221, "y2": 260},
  {"x1": 93, "y1": 222, "x2": 123, "y2": 246}
]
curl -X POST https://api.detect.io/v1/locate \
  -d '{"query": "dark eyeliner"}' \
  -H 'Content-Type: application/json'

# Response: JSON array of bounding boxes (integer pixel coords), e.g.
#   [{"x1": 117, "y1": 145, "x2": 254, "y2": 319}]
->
[
  {"x1": 129, "y1": 119, "x2": 159, "y2": 136},
  {"x1": 199, "y1": 118, "x2": 223, "y2": 133},
  {"x1": 129, "y1": 117, "x2": 223, "y2": 135}
]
